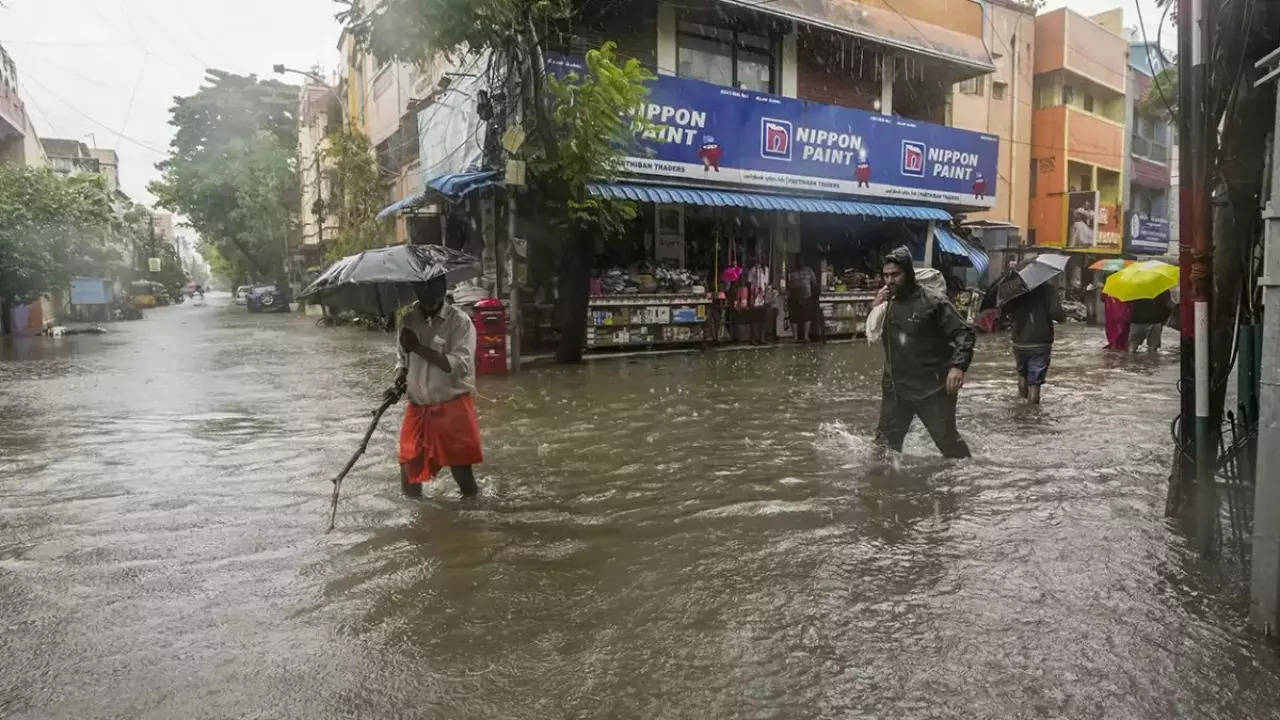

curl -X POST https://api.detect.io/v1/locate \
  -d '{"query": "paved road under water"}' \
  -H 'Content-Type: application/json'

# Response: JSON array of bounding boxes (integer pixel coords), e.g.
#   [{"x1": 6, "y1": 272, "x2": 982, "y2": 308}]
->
[{"x1": 3, "y1": 296, "x2": 1280, "y2": 718}]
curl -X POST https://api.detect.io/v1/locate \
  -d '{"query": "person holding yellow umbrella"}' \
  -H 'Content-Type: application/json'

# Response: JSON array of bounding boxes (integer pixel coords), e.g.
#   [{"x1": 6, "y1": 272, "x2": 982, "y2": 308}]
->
[{"x1": 1102, "y1": 261, "x2": 1179, "y2": 352}]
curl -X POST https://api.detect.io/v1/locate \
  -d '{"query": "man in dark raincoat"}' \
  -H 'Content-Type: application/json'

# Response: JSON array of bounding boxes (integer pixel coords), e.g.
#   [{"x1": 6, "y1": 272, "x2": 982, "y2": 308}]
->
[{"x1": 872, "y1": 246, "x2": 976, "y2": 459}]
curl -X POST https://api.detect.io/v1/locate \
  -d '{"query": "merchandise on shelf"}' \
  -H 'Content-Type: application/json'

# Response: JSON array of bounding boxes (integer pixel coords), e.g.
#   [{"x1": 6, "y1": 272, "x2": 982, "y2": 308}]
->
[
  {"x1": 585, "y1": 294, "x2": 711, "y2": 349},
  {"x1": 593, "y1": 264, "x2": 708, "y2": 297}
]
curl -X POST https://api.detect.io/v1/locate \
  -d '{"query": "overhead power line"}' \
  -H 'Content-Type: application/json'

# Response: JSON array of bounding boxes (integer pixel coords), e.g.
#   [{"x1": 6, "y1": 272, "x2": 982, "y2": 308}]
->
[{"x1": 20, "y1": 71, "x2": 169, "y2": 156}]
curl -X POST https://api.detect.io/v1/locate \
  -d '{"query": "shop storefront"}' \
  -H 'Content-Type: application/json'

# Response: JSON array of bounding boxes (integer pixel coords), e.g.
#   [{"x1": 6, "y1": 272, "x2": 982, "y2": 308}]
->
[
  {"x1": 379, "y1": 58, "x2": 997, "y2": 359},
  {"x1": 574, "y1": 184, "x2": 988, "y2": 349},
  {"x1": 550, "y1": 57, "x2": 995, "y2": 352}
]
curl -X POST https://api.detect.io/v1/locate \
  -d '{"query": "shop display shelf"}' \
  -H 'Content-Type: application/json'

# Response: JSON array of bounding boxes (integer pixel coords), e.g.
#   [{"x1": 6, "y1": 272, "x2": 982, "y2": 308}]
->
[{"x1": 588, "y1": 294, "x2": 710, "y2": 307}]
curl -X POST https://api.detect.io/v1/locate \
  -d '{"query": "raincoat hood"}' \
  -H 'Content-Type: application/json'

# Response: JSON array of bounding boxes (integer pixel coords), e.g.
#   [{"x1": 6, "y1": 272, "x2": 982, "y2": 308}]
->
[
  {"x1": 883, "y1": 246, "x2": 917, "y2": 289},
  {"x1": 866, "y1": 267, "x2": 946, "y2": 344}
]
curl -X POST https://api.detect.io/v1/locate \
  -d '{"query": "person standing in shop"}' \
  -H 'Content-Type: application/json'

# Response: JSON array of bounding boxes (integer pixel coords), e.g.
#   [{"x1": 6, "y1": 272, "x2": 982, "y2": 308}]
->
[
  {"x1": 787, "y1": 259, "x2": 817, "y2": 343},
  {"x1": 747, "y1": 261, "x2": 771, "y2": 345},
  {"x1": 872, "y1": 246, "x2": 975, "y2": 459}
]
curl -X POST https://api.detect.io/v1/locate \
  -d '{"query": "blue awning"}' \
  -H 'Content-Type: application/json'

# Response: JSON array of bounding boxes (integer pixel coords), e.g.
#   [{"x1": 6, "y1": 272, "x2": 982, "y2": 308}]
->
[
  {"x1": 586, "y1": 182, "x2": 951, "y2": 222},
  {"x1": 431, "y1": 170, "x2": 501, "y2": 198},
  {"x1": 376, "y1": 194, "x2": 429, "y2": 220},
  {"x1": 376, "y1": 171, "x2": 502, "y2": 220},
  {"x1": 934, "y1": 226, "x2": 989, "y2": 277}
]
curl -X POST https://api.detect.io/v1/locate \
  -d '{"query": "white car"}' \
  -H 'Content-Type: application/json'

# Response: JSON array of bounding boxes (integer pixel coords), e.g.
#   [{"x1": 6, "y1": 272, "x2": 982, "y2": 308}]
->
[{"x1": 233, "y1": 285, "x2": 252, "y2": 305}]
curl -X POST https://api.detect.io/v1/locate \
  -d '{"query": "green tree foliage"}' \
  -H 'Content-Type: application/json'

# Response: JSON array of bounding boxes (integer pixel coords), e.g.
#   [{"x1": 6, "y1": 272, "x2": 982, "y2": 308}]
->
[
  {"x1": 0, "y1": 164, "x2": 113, "y2": 309},
  {"x1": 337, "y1": 0, "x2": 570, "y2": 67},
  {"x1": 201, "y1": 243, "x2": 237, "y2": 285},
  {"x1": 152, "y1": 240, "x2": 188, "y2": 293},
  {"x1": 542, "y1": 44, "x2": 653, "y2": 233},
  {"x1": 150, "y1": 70, "x2": 299, "y2": 283},
  {"x1": 323, "y1": 128, "x2": 387, "y2": 262},
  {"x1": 1141, "y1": 64, "x2": 1178, "y2": 119}
]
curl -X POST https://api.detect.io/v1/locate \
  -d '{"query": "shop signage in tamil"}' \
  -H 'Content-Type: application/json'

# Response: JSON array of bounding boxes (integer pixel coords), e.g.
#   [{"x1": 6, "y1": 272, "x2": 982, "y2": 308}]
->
[
  {"x1": 546, "y1": 55, "x2": 999, "y2": 209},
  {"x1": 1126, "y1": 211, "x2": 1171, "y2": 255}
]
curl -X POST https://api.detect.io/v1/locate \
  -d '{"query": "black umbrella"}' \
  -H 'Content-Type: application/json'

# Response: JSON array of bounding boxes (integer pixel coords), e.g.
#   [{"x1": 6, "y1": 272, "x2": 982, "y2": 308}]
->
[
  {"x1": 302, "y1": 244, "x2": 480, "y2": 530},
  {"x1": 300, "y1": 243, "x2": 480, "y2": 316}
]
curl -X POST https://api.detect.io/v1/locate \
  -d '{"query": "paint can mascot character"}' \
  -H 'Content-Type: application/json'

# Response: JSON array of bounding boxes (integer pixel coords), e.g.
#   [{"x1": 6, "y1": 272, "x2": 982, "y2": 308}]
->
[
  {"x1": 698, "y1": 135, "x2": 723, "y2": 172},
  {"x1": 855, "y1": 149, "x2": 872, "y2": 187},
  {"x1": 972, "y1": 172, "x2": 987, "y2": 199}
]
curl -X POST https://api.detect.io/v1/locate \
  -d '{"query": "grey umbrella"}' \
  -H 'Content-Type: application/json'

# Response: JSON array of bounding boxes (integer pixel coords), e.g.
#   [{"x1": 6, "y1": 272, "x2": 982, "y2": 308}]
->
[
  {"x1": 300, "y1": 244, "x2": 480, "y2": 316},
  {"x1": 996, "y1": 253, "x2": 1071, "y2": 306},
  {"x1": 1017, "y1": 253, "x2": 1070, "y2": 290}
]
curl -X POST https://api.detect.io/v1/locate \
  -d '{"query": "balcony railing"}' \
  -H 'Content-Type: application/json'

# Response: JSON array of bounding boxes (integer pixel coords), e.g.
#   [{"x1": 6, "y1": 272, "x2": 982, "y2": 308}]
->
[{"x1": 1131, "y1": 134, "x2": 1169, "y2": 163}]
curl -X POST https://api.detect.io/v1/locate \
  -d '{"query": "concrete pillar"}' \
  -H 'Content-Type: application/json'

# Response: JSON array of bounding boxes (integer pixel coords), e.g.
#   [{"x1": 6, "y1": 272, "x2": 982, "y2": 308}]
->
[
  {"x1": 781, "y1": 29, "x2": 798, "y2": 98},
  {"x1": 880, "y1": 55, "x2": 894, "y2": 115},
  {"x1": 924, "y1": 221, "x2": 936, "y2": 266},
  {"x1": 657, "y1": 3, "x2": 677, "y2": 76},
  {"x1": 1251, "y1": 82, "x2": 1280, "y2": 634}
]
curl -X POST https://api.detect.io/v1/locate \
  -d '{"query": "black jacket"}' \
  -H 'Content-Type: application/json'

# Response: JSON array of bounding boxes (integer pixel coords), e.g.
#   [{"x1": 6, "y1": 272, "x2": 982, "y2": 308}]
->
[
  {"x1": 1007, "y1": 283, "x2": 1064, "y2": 351},
  {"x1": 881, "y1": 282, "x2": 977, "y2": 400},
  {"x1": 1130, "y1": 291, "x2": 1173, "y2": 325}
]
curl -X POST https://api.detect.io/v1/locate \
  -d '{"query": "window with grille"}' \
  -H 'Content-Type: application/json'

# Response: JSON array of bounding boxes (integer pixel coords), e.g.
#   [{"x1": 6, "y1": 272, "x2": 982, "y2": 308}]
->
[
  {"x1": 676, "y1": 19, "x2": 775, "y2": 93},
  {"x1": 958, "y1": 77, "x2": 984, "y2": 96}
]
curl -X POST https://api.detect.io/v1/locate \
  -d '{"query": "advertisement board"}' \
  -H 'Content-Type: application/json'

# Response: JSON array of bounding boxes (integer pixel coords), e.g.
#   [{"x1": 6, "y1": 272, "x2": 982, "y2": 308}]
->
[
  {"x1": 547, "y1": 56, "x2": 999, "y2": 209},
  {"x1": 1126, "y1": 211, "x2": 1171, "y2": 255},
  {"x1": 1097, "y1": 203, "x2": 1122, "y2": 251},
  {"x1": 1065, "y1": 191, "x2": 1100, "y2": 249},
  {"x1": 70, "y1": 277, "x2": 108, "y2": 305}
]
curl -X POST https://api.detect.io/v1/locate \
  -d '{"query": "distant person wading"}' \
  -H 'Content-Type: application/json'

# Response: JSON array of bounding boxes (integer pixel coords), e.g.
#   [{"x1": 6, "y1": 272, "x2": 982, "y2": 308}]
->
[{"x1": 1005, "y1": 282, "x2": 1065, "y2": 404}]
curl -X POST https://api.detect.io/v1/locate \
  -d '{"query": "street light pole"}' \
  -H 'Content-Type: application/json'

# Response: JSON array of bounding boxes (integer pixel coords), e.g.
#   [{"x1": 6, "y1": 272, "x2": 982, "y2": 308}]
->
[
  {"x1": 274, "y1": 65, "x2": 350, "y2": 300},
  {"x1": 274, "y1": 65, "x2": 348, "y2": 131}
]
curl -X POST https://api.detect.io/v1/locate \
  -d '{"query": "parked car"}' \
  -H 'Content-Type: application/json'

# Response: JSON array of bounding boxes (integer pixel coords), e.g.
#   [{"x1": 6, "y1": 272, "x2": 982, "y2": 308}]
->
[
  {"x1": 233, "y1": 285, "x2": 252, "y2": 305},
  {"x1": 246, "y1": 284, "x2": 290, "y2": 313}
]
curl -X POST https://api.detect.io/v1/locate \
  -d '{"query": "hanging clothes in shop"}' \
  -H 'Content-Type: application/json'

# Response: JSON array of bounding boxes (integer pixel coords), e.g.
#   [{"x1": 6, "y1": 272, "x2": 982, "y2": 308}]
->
[
  {"x1": 747, "y1": 262, "x2": 772, "y2": 344},
  {"x1": 747, "y1": 263, "x2": 770, "y2": 309}
]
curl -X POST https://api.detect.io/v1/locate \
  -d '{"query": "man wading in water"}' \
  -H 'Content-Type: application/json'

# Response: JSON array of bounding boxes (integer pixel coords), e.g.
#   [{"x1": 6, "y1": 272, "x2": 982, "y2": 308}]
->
[
  {"x1": 385, "y1": 276, "x2": 483, "y2": 497},
  {"x1": 1004, "y1": 280, "x2": 1064, "y2": 404},
  {"x1": 872, "y1": 246, "x2": 975, "y2": 459}
]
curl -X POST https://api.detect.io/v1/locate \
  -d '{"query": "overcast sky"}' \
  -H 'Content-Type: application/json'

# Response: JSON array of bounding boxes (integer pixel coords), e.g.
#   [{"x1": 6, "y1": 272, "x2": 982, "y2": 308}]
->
[
  {"x1": 2, "y1": 0, "x2": 1173, "y2": 207},
  {"x1": 2, "y1": 0, "x2": 343, "y2": 205}
]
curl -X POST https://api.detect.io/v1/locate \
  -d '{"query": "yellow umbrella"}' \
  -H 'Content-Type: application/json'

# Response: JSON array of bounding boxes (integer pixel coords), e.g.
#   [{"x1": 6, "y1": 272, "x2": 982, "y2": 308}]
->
[{"x1": 1102, "y1": 260, "x2": 1179, "y2": 301}]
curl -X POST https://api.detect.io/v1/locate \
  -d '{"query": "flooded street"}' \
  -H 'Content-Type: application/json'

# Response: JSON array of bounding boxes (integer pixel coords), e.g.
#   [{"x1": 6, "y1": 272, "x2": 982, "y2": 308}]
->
[{"x1": 5, "y1": 296, "x2": 1280, "y2": 719}]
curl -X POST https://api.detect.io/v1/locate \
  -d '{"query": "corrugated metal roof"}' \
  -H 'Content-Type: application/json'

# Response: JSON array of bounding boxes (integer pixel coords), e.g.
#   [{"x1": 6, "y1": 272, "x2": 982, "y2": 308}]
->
[
  {"x1": 718, "y1": 0, "x2": 994, "y2": 74},
  {"x1": 935, "y1": 226, "x2": 989, "y2": 276},
  {"x1": 586, "y1": 182, "x2": 952, "y2": 222},
  {"x1": 375, "y1": 171, "x2": 501, "y2": 220}
]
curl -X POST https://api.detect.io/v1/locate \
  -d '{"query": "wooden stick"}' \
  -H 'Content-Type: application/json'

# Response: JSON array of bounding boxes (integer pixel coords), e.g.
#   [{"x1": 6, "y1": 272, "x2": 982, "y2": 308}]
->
[{"x1": 328, "y1": 394, "x2": 399, "y2": 532}]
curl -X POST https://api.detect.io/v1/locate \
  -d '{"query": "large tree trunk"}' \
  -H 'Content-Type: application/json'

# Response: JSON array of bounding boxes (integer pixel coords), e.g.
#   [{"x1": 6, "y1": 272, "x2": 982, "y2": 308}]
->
[
  {"x1": 555, "y1": 227, "x2": 594, "y2": 364},
  {"x1": 0, "y1": 296, "x2": 11, "y2": 336}
]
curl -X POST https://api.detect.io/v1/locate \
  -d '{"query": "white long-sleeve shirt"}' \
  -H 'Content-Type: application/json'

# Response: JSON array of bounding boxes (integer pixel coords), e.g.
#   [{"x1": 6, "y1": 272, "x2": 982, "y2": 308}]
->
[{"x1": 395, "y1": 303, "x2": 476, "y2": 406}]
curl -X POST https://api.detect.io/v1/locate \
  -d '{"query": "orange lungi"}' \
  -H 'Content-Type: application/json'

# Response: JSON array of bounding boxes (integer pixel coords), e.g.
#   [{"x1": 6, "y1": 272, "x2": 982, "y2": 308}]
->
[{"x1": 398, "y1": 394, "x2": 484, "y2": 484}]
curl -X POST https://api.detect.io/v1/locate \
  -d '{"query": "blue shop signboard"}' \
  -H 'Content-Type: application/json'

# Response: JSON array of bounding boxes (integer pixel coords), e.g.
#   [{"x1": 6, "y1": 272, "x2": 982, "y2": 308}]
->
[
  {"x1": 70, "y1": 277, "x2": 108, "y2": 305},
  {"x1": 1126, "y1": 211, "x2": 1171, "y2": 255},
  {"x1": 547, "y1": 55, "x2": 999, "y2": 209}
]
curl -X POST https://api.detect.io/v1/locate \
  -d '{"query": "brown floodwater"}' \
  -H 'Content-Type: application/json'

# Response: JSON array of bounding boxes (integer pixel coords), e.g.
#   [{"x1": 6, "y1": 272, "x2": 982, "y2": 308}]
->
[{"x1": 2, "y1": 295, "x2": 1279, "y2": 719}]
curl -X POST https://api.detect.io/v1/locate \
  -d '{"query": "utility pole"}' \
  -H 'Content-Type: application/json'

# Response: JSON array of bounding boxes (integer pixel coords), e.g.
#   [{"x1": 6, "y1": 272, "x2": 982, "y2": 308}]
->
[
  {"x1": 148, "y1": 214, "x2": 157, "y2": 283},
  {"x1": 1250, "y1": 43, "x2": 1280, "y2": 634},
  {"x1": 1179, "y1": 0, "x2": 1216, "y2": 556}
]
